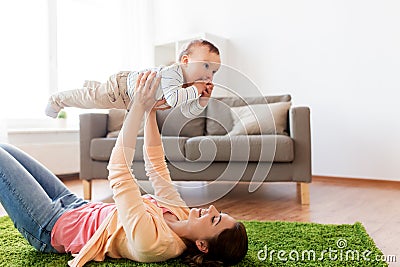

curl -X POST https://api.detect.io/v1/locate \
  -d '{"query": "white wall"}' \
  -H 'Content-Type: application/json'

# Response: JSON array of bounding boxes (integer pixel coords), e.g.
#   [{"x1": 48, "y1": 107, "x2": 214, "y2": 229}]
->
[
  {"x1": 7, "y1": 129, "x2": 79, "y2": 175},
  {"x1": 154, "y1": 0, "x2": 400, "y2": 180}
]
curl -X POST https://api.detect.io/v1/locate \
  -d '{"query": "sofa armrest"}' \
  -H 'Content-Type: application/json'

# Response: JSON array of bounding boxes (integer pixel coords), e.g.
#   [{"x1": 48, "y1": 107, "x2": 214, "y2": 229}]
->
[
  {"x1": 289, "y1": 106, "x2": 312, "y2": 182},
  {"x1": 79, "y1": 113, "x2": 108, "y2": 180}
]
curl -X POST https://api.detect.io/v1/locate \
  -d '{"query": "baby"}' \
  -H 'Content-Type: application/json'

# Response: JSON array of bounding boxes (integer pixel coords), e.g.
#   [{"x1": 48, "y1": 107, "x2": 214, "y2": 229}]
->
[{"x1": 45, "y1": 39, "x2": 221, "y2": 119}]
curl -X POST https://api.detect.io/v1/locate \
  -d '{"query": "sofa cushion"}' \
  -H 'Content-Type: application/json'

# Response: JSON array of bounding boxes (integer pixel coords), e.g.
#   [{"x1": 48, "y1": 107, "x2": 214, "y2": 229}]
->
[
  {"x1": 206, "y1": 95, "x2": 291, "y2": 135},
  {"x1": 107, "y1": 109, "x2": 126, "y2": 133},
  {"x1": 160, "y1": 136, "x2": 188, "y2": 162},
  {"x1": 90, "y1": 138, "x2": 116, "y2": 161},
  {"x1": 229, "y1": 102, "x2": 291, "y2": 136},
  {"x1": 184, "y1": 135, "x2": 294, "y2": 163},
  {"x1": 90, "y1": 136, "x2": 188, "y2": 162},
  {"x1": 156, "y1": 107, "x2": 206, "y2": 137},
  {"x1": 106, "y1": 109, "x2": 144, "y2": 137}
]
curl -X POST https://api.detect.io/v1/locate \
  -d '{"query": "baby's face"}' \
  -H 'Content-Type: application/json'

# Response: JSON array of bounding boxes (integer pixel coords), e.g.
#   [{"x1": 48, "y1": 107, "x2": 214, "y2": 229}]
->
[{"x1": 181, "y1": 46, "x2": 221, "y2": 83}]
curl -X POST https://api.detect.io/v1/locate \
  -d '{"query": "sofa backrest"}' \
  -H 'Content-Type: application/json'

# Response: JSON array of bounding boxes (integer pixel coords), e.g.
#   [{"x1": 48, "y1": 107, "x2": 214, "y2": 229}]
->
[
  {"x1": 156, "y1": 108, "x2": 206, "y2": 137},
  {"x1": 106, "y1": 94, "x2": 291, "y2": 137},
  {"x1": 205, "y1": 95, "x2": 291, "y2": 135}
]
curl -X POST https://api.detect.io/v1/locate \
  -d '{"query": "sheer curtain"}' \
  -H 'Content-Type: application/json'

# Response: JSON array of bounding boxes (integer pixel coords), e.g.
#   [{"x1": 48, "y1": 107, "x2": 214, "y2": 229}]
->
[
  {"x1": 0, "y1": 0, "x2": 49, "y2": 123},
  {"x1": 58, "y1": 0, "x2": 154, "y2": 88},
  {"x1": 120, "y1": 0, "x2": 155, "y2": 70},
  {"x1": 0, "y1": 0, "x2": 154, "y2": 130},
  {"x1": 57, "y1": 0, "x2": 154, "y2": 124},
  {"x1": 0, "y1": 120, "x2": 7, "y2": 143}
]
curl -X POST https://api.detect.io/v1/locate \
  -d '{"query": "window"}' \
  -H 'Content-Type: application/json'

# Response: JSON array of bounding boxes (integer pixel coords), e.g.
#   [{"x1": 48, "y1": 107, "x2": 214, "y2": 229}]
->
[
  {"x1": 1, "y1": 0, "x2": 154, "y2": 129},
  {"x1": 57, "y1": 0, "x2": 125, "y2": 91},
  {"x1": 0, "y1": 0, "x2": 49, "y2": 120}
]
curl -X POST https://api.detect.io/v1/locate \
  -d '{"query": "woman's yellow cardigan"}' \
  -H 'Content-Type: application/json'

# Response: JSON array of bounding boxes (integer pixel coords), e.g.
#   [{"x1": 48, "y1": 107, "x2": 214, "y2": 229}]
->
[{"x1": 68, "y1": 145, "x2": 190, "y2": 267}]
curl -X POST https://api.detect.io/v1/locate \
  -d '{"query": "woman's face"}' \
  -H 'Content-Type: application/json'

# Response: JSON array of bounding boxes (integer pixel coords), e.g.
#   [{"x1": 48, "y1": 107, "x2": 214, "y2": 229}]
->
[
  {"x1": 187, "y1": 205, "x2": 236, "y2": 241},
  {"x1": 180, "y1": 46, "x2": 221, "y2": 83}
]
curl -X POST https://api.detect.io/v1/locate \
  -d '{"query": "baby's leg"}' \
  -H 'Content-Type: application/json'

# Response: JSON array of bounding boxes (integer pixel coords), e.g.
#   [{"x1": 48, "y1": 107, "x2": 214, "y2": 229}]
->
[
  {"x1": 74, "y1": 72, "x2": 130, "y2": 110},
  {"x1": 46, "y1": 72, "x2": 132, "y2": 117},
  {"x1": 110, "y1": 71, "x2": 132, "y2": 109}
]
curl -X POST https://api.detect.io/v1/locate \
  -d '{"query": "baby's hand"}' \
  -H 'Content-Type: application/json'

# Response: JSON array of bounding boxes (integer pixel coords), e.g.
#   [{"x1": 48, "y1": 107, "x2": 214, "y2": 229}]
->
[
  {"x1": 202, "y1": 83, "x2": 214, "y2": 98},
  {"x1": 152, "y1": 99, "x2": 171, "y2": 111},
  {"x1": 198, "y1": 82, "x2": 214, "y2": 107},
  {"x1": 193, "y1": 81, "x2": 208, "y2": 95}
]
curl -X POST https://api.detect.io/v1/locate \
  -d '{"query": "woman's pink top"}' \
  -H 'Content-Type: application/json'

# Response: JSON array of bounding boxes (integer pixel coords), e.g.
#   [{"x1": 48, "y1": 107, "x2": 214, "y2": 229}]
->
[
  {"x1": 51, "y1": 196, "x2": 176, "y2": 254},
  {"x1": 63, "y1": 145, "x2": 189, "y2": 267},
  {"x1": 142, "y1": 195, "x2": 174, "y2": 215},
  {"x1": 51, "y1": 202, "x2": 116, "y2": 253}
]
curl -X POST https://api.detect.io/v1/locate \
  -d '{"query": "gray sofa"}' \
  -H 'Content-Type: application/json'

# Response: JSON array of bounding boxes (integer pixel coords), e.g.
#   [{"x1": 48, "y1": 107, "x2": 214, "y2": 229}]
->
[{"x1": 79, "y1": 95, "x2": 311, "y2": 204}]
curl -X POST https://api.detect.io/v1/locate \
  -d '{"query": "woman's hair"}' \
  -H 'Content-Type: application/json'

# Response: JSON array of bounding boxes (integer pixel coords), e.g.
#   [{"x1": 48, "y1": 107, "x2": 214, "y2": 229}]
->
[
  {"x1": 178, "y1": 39, "x2": 220, "y2": 62},
  {"x1": 181, "y1": 222, "x2": 248, "y2": 266}
]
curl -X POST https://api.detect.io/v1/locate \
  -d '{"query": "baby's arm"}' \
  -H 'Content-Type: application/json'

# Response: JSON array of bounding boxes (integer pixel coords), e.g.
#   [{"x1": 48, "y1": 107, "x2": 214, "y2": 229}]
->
[
  {"x1": 160, "y1": 66, "x2": 206, "y2": 107},
  {"x1": 164, "y1": 85, "x2": 200, "y2": 108},
  {"x1": 160, "y1": 66, "x2": 212, "y2": 118},
  {"x1": 178, "y1": 82, "x2": 213, "y2": 118},
  {"x1": 162, "y1": 79, "x2": 209, "y2": 118}
]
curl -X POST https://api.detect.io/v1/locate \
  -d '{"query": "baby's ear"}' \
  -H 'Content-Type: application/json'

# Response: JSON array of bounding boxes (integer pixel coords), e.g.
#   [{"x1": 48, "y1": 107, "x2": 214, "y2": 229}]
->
[{"x1": 180, "y1": 54, "x2": 189, "y2": 65}]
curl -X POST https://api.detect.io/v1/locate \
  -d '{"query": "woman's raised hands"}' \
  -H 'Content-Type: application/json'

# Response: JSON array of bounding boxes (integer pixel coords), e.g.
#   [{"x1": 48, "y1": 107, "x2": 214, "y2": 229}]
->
[{"x1": 133, "y1": 71, "x2": 170, "y2": 112}]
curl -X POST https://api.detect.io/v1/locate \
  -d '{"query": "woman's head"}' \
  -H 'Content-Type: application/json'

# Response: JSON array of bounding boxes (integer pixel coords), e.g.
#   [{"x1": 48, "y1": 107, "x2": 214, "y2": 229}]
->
[{"x1": 183, "y1": 205, "x2": 248, "y2": 266}]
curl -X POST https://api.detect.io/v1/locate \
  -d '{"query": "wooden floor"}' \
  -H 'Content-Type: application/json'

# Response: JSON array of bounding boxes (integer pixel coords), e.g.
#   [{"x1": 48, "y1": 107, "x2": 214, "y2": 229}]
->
[{"x1": 1, "y1": 176, "x2": 399, "y2": 266}]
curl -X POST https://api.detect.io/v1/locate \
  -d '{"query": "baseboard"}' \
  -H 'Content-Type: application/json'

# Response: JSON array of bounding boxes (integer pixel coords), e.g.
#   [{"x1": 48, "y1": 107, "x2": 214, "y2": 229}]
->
[{"x1": 312, "y1": 175, "x2": 400, "y2": 186}]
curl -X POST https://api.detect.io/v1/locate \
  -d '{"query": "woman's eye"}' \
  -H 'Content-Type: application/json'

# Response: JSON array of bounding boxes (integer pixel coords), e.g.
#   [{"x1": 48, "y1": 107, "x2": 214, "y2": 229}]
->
[{"x1": 204, "y1": 63, "x2": 209, "y2": 69}]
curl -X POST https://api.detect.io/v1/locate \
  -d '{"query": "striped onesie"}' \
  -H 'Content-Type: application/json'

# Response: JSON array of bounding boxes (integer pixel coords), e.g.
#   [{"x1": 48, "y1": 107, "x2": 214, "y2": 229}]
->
[
  {"x1": 127, "y1": 64, "x2": 205, "y2": 118},
  {"x1": 45, "y1": 64, "x2": 206, "y2": 119}
]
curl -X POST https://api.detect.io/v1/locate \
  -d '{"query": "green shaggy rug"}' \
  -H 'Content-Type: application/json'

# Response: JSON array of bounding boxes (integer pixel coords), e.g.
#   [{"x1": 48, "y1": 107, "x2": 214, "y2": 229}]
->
[{"x1": 0, "y1": 216, "x2": 387, "y2": 266}]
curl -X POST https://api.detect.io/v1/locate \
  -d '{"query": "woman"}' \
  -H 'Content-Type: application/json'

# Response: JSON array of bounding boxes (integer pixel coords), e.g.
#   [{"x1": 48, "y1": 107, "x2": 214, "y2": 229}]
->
[{"x1": 0, "y1": 71, "x2": 248, "y2": 266}]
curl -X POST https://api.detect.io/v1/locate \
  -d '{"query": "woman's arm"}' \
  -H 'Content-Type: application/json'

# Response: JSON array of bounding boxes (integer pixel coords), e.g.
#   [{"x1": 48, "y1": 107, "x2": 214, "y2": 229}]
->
[
  {"x1": 115, "y1": 71, "x2": 160, "y2": 150},
  {"x1": 144, "y1": 110, "x2": 161, "y2": 147},
  {"x1": 107, "y1": 72, "x2": 168, "y2": 249},
  {"x1": 143, "y1": 108, "x2": 187, "y2": 205},
  {"x1": 108, "y1": 70, "x2": 159, "y2": 200}
]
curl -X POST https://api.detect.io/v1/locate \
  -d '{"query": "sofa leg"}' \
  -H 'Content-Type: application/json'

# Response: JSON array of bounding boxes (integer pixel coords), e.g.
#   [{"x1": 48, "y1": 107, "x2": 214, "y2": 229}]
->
[
  {"x1": 83, "y1": 180, "x2": 92, "y2": 200},
  {"x1": 297, "y1": 182, "x2": 310, "y2": 205}
]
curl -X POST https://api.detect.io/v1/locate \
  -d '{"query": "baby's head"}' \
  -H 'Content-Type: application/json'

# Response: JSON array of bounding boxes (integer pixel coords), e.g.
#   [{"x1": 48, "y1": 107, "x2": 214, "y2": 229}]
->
[{"x1": 178, "y1": 39, "x2": 221, "y2": 84}]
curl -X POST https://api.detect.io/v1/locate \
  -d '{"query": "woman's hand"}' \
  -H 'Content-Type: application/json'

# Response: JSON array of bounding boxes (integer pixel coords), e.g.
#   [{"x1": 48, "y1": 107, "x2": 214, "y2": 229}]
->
[
  {"x1": 133, "y1": 71, "x2": 161, "y2": 112},
  {"x1": 115, "y1": 71, "x2": 161, "y2": 149}
]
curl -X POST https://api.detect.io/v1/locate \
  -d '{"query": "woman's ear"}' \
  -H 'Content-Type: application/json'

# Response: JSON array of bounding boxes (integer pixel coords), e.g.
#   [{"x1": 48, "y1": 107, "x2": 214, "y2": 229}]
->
[{"x1": 195, "y1": 240, "x2": 209, "y2": 253}]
